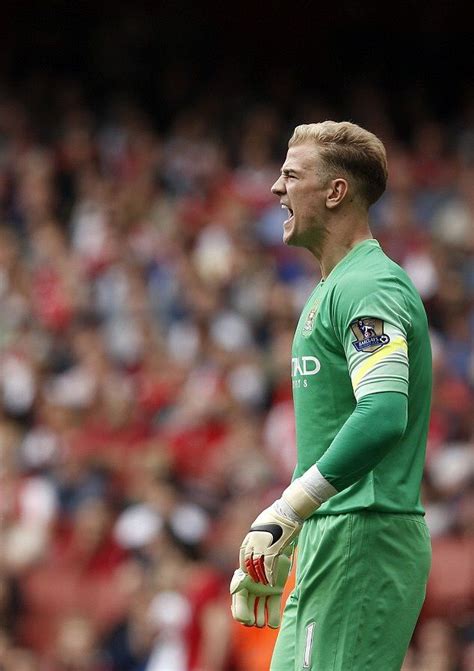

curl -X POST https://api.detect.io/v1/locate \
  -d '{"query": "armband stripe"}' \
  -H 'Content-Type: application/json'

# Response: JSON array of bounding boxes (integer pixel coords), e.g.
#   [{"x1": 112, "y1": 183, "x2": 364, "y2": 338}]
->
[{"x1": 351, "y1": 337, "x2": 408, "y2": 390}]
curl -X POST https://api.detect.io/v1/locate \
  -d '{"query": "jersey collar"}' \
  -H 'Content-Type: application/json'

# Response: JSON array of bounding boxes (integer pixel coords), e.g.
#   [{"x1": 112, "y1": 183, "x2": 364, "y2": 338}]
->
[{"x1": 321, "y1": 239, "x2": 380, "y2": 285}]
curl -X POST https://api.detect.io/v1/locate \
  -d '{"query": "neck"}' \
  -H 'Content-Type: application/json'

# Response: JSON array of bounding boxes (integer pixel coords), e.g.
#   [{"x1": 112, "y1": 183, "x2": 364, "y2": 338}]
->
[{"x1": 309, "y1": 216, "x2": 372, "y2": 279}]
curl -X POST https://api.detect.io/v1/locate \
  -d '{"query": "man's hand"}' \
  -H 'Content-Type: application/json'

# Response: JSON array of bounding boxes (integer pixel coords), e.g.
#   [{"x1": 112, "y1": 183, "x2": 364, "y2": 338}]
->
[
  {"x1": 239, "y1": 502, "x2": 301, "y2": 587},
  {"x1": 230, "y1": 548, "x2": 292, "y2": 628},
  {"x1": 239, "y1": 470, "x2": 335, "y2": 586}
]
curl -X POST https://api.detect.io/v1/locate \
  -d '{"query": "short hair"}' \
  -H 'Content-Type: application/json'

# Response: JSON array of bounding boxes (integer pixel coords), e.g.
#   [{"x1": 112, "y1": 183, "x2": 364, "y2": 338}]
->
[{"x1": 289, "y1": 121, "x2": 388, "y2": 206}]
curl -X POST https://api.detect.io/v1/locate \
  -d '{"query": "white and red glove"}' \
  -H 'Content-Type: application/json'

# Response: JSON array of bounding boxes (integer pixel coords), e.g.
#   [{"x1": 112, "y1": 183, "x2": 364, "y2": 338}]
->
[
  {"x1": 239, "y1": 466, "x2": 337, "y2": 586},
  {"x1": 230, "y1": 546, "x2": 293, "y2": 628}
]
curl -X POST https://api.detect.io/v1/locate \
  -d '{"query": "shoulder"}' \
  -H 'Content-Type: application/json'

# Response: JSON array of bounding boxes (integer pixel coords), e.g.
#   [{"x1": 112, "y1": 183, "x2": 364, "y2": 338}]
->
[
  {"x1": 330, "y1": 264, "x2": 413, "y2": 333},
  {"x1": 332, "y1": 269, "x2": 406, "y2": 312},
  {"x1": 333, "y1": 245, "x2": 412, "y2": 303}
]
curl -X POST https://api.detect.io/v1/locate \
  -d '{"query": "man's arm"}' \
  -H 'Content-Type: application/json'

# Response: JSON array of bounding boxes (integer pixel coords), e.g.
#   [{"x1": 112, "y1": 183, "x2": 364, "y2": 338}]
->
[
  {"x1": 315, "y1": 390, "x2": 407, "y2": 491},
  {"x1": 239, "y1": 387, "x2": 408, "y2": 585},
  {"x1": 240, "y1": 280, "x2": 412, "y2": 585}
]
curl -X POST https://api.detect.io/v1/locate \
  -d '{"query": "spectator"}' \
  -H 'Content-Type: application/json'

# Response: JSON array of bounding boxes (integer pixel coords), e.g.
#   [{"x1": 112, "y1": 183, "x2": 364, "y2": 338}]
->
[{"x1": 0, "y1": 75, "x2": 472, "y2": 671}]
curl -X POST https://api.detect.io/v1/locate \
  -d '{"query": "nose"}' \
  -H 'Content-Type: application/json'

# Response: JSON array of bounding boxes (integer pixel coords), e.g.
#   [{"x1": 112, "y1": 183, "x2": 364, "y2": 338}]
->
[{"x1": 271, "y1": 175, "x2": 285, "y2": 196}]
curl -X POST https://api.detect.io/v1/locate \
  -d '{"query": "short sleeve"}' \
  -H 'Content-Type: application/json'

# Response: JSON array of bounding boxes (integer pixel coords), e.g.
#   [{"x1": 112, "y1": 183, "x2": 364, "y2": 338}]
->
[{"x1": 333, "y1": 277, "x2": 410, "y2": 401}]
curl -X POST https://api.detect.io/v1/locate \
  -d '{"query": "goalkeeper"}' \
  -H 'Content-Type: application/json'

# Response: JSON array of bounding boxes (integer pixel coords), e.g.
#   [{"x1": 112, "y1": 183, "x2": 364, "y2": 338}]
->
[{"x1": 231, "y1": 121, "x2": 432, "y2": 671}]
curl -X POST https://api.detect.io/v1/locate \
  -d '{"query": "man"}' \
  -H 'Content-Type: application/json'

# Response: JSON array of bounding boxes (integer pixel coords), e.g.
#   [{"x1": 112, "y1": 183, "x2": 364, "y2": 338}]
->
[{"x1": 230, "y1": 121, "x2": 432, "y2": 670}]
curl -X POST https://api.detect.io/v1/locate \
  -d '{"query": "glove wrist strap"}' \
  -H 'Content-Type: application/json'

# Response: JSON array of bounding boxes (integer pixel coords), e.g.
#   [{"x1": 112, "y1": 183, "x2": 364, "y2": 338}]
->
[{"x1": 282, "y1": 465, "x2": 337, "y2": 519}]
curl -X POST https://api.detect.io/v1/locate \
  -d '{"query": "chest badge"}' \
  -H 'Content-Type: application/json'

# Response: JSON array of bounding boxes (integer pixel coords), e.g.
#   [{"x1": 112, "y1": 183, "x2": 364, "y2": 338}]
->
[{"x1": 302, "y1": 299, "x2": 320, "y2": 338}]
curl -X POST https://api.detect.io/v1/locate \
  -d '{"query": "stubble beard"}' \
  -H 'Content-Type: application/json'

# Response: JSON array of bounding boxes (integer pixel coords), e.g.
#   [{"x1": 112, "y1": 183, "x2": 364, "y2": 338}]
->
[{"x1": 284, "y1": 213, "x2": 328, "y2": 254}]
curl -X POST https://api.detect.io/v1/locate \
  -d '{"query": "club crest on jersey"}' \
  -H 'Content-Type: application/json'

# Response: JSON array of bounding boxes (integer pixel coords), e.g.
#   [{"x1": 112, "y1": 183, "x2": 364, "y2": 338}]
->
[
  {"x1": 350, "y1": 317, "x2": 390, "y2": 353},
  {"x1": 302, "y1": 300, "x2": 320, "y2": 338}
]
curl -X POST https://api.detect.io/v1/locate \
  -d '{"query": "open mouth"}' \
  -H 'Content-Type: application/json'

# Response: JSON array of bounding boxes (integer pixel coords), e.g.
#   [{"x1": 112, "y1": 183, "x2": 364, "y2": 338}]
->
[{"x1": 281, "y1": 204, "x2": 294, "y2": 224}]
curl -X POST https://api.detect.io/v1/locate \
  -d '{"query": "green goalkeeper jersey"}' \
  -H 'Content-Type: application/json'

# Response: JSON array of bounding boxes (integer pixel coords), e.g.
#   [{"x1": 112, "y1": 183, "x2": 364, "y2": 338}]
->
[{"x1": 291, "y1": 238, "x2": 432, "y2": 515}]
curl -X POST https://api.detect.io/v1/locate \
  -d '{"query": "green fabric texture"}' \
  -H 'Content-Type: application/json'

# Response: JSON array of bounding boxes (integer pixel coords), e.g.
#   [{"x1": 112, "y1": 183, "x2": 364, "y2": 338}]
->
[
  {"x1": 316, "y1": 391, "x2": 407, "y2": 492},
  {"x1": 270, "y1": 512, "x2": 432, "y2": 671},
  {"x1": 291, "y1": 238, "x2": 432, "y2": 514}
]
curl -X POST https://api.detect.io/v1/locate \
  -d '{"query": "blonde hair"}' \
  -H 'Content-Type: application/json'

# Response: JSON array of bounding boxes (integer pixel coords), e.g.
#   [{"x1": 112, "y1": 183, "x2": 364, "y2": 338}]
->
[{"x1": 289, "y1": 121, "x2": 388, "y2": 206}]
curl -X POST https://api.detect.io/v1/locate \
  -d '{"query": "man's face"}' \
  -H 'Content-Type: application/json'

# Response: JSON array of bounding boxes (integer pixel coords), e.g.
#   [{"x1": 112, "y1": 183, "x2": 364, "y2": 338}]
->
[{"x1": 271, "y1": 143, "x2": 329, "y2": 248}]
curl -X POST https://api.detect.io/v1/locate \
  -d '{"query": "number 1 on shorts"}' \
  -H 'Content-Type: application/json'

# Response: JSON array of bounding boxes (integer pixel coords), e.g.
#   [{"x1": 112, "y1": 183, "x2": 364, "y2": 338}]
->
[{"x1": 303, "y1": 622, "x2": 315, "y2": 668}]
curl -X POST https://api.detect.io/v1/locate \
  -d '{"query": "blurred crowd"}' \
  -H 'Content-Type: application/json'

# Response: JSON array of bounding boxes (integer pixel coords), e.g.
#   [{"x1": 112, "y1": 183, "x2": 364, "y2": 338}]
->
[{"x1": 0, "y1": 79, "x2": 473, "y2": 671}]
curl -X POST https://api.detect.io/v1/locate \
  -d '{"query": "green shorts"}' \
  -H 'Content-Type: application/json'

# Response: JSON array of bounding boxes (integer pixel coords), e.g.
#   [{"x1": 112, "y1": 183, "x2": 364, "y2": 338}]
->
[{"x1": 271, "y1": 511, "x2": 431, "y2": 671}]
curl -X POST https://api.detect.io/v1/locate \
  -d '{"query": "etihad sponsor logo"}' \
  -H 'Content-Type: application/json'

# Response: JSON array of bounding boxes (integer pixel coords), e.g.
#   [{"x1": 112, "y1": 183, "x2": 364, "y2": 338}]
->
[{"x1": 291, "y1": 356, "x2": 321, "y2": 377}]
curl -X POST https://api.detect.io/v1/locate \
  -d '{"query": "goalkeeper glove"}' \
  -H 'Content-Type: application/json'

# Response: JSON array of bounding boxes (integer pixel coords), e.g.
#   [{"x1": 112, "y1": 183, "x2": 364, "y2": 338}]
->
[
  {"x1": 230, "y1": 547, "x2": 292, "y2": 628},
  {"x1": 240, "y1": 466, "x2": 336, "y2": 586}
]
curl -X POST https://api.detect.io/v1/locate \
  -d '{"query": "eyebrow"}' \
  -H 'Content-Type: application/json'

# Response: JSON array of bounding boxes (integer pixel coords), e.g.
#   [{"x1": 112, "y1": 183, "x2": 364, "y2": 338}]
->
[{"x1": 281, "y1": 167, "x2": 299, "y2": 175}]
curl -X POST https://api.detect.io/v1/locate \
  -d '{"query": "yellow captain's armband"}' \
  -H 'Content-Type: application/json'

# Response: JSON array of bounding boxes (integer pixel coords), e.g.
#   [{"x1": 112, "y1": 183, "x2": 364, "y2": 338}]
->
[
  {"x1": 351, "y1": 337, "x2": 408, "y2": 390},
  {"x1": 346, "y1": 318, "x2": 409, "y2": 401}
]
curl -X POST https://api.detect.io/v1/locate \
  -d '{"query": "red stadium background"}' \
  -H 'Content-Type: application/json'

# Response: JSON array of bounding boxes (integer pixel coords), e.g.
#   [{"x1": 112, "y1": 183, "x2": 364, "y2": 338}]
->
[{"x1": 0, "y1": 3, "x2": 472, "y2": 670}]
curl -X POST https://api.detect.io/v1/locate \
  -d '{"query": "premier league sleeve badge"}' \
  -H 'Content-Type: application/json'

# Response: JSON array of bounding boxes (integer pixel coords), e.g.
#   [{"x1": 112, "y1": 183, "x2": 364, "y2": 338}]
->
[{"x1": 350, "y1": 317, "x2": 390, "y2": 353}]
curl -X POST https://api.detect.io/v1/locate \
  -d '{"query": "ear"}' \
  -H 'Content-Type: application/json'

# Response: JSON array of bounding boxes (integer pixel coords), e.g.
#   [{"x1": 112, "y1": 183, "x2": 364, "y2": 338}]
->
[{"x1": 326, "y1": 178, "x2": 348, "y2": 209}]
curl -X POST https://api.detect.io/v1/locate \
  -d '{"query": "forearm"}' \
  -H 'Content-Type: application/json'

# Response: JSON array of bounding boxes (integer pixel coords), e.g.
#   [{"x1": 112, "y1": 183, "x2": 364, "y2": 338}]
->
[
  {"x1": 283, "y1": 391, "x2": 408, "y2": 520},
  {"x1": 316, "y1": 390, "x2": 408, "y2": 492},
  {"x1": 241, "y1": 392, "x2": 408, "y2": 584}
]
